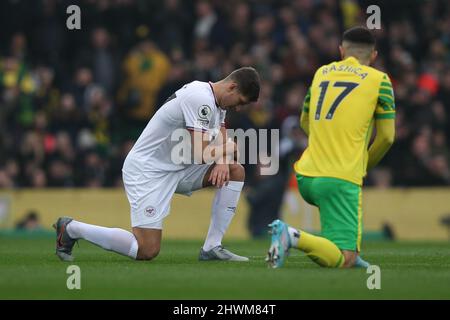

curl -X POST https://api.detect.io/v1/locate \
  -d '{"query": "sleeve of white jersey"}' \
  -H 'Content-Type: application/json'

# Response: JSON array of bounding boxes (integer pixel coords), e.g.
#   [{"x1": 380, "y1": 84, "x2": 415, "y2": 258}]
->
[{"x1": 180, "y1": 93, "x2": 213, "y2": 133}]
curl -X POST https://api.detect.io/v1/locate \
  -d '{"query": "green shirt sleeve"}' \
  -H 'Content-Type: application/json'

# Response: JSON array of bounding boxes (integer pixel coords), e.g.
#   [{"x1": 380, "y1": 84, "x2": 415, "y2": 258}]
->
[
  {"x1": 375, "y1": 74, "x2": 396, "y2": 119},
  {"x1": 300, "y1": 86, "x2": 311, "y2": 136},
  {"x1": 302, "y1": 87, "x2": 311, "y2": 113}
]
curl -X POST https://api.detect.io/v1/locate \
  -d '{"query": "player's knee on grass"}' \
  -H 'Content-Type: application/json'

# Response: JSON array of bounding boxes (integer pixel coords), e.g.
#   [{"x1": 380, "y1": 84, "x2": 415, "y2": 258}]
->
[
  {"x1": 341, "y1": 250, "x2": 357, "y2": 268},
  {"x1": 229, "y1": 163, "x2": 245, "y2": 181},
  {"x1": 136, "y1": 244, "x2": 160, "y2": 261},
  {"x1": 132, "y1": 227, "x2": 162, "y2": 261}
]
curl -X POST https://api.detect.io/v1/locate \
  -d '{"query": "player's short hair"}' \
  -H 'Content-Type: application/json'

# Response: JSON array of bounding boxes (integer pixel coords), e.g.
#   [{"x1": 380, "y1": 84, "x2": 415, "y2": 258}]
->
[
  {"x1": 226, "y1": 67, "x2": 260, "y2": 102},
  {"x1": 342, "y1": 26, "x2": 376, "y2": 47}
]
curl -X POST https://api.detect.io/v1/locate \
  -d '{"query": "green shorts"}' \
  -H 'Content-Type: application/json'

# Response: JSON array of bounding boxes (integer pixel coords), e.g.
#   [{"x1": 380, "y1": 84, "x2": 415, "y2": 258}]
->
[{"x1": 296, "y1": 173, "x2": 362, "y2": 251}]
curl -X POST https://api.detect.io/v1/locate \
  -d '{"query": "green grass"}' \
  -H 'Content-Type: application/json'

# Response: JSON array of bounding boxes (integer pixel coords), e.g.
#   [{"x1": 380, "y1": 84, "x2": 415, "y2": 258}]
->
[{"x1": 1, "y1": 237, "x2": 450, "y2": 299}]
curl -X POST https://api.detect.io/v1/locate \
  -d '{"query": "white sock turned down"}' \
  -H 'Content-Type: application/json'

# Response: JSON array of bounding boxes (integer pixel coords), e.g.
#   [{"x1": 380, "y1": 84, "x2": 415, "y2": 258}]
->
[
  {"x1": 67, "y1": 221, "x2": 138, "y2": 259},
  {"x1": 203, "y1": 181, "x2": 244, "y2": 251}
]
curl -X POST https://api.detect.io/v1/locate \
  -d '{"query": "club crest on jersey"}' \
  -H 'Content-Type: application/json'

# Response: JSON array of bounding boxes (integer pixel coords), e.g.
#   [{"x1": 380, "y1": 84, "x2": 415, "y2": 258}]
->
[
  {"x1": 198, "y1": 105, "x2": 211, "y2": 120},
  {"x1": 144, "y1": 206, "x2": 156, "y2": 218}
]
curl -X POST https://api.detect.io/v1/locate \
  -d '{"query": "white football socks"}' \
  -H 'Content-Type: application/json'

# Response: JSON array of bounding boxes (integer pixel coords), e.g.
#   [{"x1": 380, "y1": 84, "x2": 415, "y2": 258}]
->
[
  {"x1": 203, "y1": 181, "x2": 244, "y2": 251},
  {"x1": 67, "y1": 220, "x2": 138, "y2": 259},
  {"x1": 288, "y1": 226, "x2": 300, "y2": 248}
]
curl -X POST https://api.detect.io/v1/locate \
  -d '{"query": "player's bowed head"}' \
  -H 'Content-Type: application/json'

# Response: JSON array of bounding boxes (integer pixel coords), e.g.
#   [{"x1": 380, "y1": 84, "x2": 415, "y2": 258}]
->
[
  {"x1": 194, "y1": 67, "x2": 261, "y2": 165},
  {"x1": 210, "y1": 66, "x2": 260, "y2": 111}
]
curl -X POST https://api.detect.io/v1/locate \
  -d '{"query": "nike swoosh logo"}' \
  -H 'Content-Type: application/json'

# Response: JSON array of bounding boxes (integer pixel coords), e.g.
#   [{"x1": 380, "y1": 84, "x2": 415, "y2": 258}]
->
[{"x1": 57, "y1": 224, "x2": 65, "y2": 248}]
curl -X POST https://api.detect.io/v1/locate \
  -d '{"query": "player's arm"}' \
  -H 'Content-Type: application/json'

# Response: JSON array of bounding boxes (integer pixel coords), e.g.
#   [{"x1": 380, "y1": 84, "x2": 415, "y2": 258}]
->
[
  {"x1": 181, "y1": 94, "x2": 233, "y2": 163},
  {"x1": 218, "y1": 120, "x2": 238, "y2": 161},
  {"x1": 189, "y1": 130, "x2": 235, "y2": 165},
  {"x1": 367, "y1": 119, "x2": 395, "y2": 170},
  {"x1": 182, "y1": 94, "x2": 235, "y2": 187},
  {"x1": 367, "y1": 75, "x2": 396, "y2": 171},
  {"x1": 208, "y1": 124, "x2": 233, "y2": 187},
  {"x1": 189, "y1": 130, "x2": 234, "y2": 188},
  {"x1": 300, "y1": 87, "x2": 311, "y2": 136}
]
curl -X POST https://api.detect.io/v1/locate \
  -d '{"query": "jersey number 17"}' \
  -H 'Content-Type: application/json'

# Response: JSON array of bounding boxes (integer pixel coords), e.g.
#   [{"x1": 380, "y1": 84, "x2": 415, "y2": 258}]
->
[{"x1": 315, "y1": 81, "x2": 359, "y2": 120}]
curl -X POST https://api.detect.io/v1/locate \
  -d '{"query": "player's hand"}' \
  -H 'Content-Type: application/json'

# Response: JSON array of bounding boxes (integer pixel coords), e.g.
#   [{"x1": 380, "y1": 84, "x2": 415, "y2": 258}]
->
[{"x1": 209, "y1": 163, "x2": 230, "y2": 188}]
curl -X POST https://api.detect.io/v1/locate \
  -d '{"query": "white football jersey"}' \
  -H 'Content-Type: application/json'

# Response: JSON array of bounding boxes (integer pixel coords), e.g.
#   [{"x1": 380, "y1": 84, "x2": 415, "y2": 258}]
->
[{"x1": 123, "y1": 81, "x2": 226, "y2": 172}]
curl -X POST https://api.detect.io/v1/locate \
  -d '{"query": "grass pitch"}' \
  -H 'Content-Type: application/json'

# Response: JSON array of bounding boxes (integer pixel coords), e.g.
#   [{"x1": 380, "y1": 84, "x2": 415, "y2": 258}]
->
[{"x1": 1, "y1": 236, "x2": 449, "y2": 299}]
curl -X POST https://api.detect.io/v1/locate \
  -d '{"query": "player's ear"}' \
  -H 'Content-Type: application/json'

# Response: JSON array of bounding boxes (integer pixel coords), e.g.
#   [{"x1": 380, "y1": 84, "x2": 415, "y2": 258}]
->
[
  {"x1": 228, "y1": 81, "x2": 238, "y2": 92},
  {"x1": 370, "y1": 50, "x2": 378, "y2": 64},
  {"x1": 339, "y1": 45, "x2": 345, "y2": 59}
]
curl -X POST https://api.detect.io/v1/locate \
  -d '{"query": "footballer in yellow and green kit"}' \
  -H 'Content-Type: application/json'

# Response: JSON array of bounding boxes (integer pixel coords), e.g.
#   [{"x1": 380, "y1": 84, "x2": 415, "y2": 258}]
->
[
  {"x1": 267, "y1": 26, "x2": 395, "y2": 269},
  {"x1": 295, "y1": 56, "x2": 395, "y2": 251}
]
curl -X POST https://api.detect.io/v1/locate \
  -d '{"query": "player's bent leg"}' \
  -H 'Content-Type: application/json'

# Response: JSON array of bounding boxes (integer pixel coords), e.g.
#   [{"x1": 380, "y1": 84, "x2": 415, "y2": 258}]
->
[
  {"x1": 125, "y1": 167, "x2": 178, "y2": 261},
  {"x1": 299, "y1": 176, "x2": 361, "y2": 268},
  {"x1": 295, "y1": 230, "x2": 345, "y2": 268},
  {"x1": 199, "y1": 163, "x2": 248, "y2": 261},
  {"x1": 284, "y1": 224, "x2": 365, "y2": 268},
  {"x1": 228, "y1": 163, "x2": 245, "y2": 182},
  {"x1": 54, "y1": 217, "x2": 139, "y2": 261},
  {"x1": 267, "y1": 221, "x2": 345, "y2": 268},
  {"x1": 132, "y1": 227, "x2": 162, "y2": 261}
]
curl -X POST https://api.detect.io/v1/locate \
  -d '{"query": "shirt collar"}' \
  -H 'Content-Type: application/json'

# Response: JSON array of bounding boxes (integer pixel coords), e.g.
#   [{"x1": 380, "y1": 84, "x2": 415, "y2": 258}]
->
[
  {"x1": 208, "y1": 82, "x2": 221, "y2": 109},
  {"x1": 343, "y1": 56, "x2": 361, "y2": 65}
]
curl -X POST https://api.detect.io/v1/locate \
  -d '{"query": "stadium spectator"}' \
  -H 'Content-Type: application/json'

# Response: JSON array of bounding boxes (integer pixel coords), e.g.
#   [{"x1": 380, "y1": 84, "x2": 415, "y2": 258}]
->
[
  {"x1": 0, "y1": 0, "x2": 449, "y2": 194},
  {"x1": 117, "y1": 35, "x2": 170, "y2": 138},
  {"x1": 15, "y1": 210, "x2": 42, "y2": 231}
]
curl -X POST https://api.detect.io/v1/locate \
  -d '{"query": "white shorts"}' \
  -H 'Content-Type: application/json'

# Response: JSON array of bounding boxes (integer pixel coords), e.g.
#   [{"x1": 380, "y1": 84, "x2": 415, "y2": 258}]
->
[{"x1": 122, "y1": 164, "x2": 211, "y2": 229}]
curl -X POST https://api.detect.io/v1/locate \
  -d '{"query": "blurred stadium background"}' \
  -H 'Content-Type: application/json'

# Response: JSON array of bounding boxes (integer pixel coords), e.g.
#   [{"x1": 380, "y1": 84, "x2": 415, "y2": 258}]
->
[{"x1": 0, "y1": 0, "x2": 450, "y2": 242}]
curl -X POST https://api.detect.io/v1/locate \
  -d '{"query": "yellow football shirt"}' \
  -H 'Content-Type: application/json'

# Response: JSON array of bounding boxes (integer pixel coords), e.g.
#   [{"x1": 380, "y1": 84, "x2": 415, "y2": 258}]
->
[{"x1": 294, "y1": 56, "x2": 395, "y2": 185}]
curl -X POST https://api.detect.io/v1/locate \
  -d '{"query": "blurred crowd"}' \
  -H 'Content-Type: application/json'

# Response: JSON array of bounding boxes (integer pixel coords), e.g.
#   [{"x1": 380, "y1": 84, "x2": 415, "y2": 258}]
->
[{"x1": 0, "y1": 0, "x2": 449, "y2": 194}]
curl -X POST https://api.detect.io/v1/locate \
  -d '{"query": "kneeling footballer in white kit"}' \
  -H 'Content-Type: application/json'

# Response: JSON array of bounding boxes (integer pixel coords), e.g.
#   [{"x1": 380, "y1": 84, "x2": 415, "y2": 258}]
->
[{"x1": 53, "y1": 67, "x2": 260, "y2": 262}]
